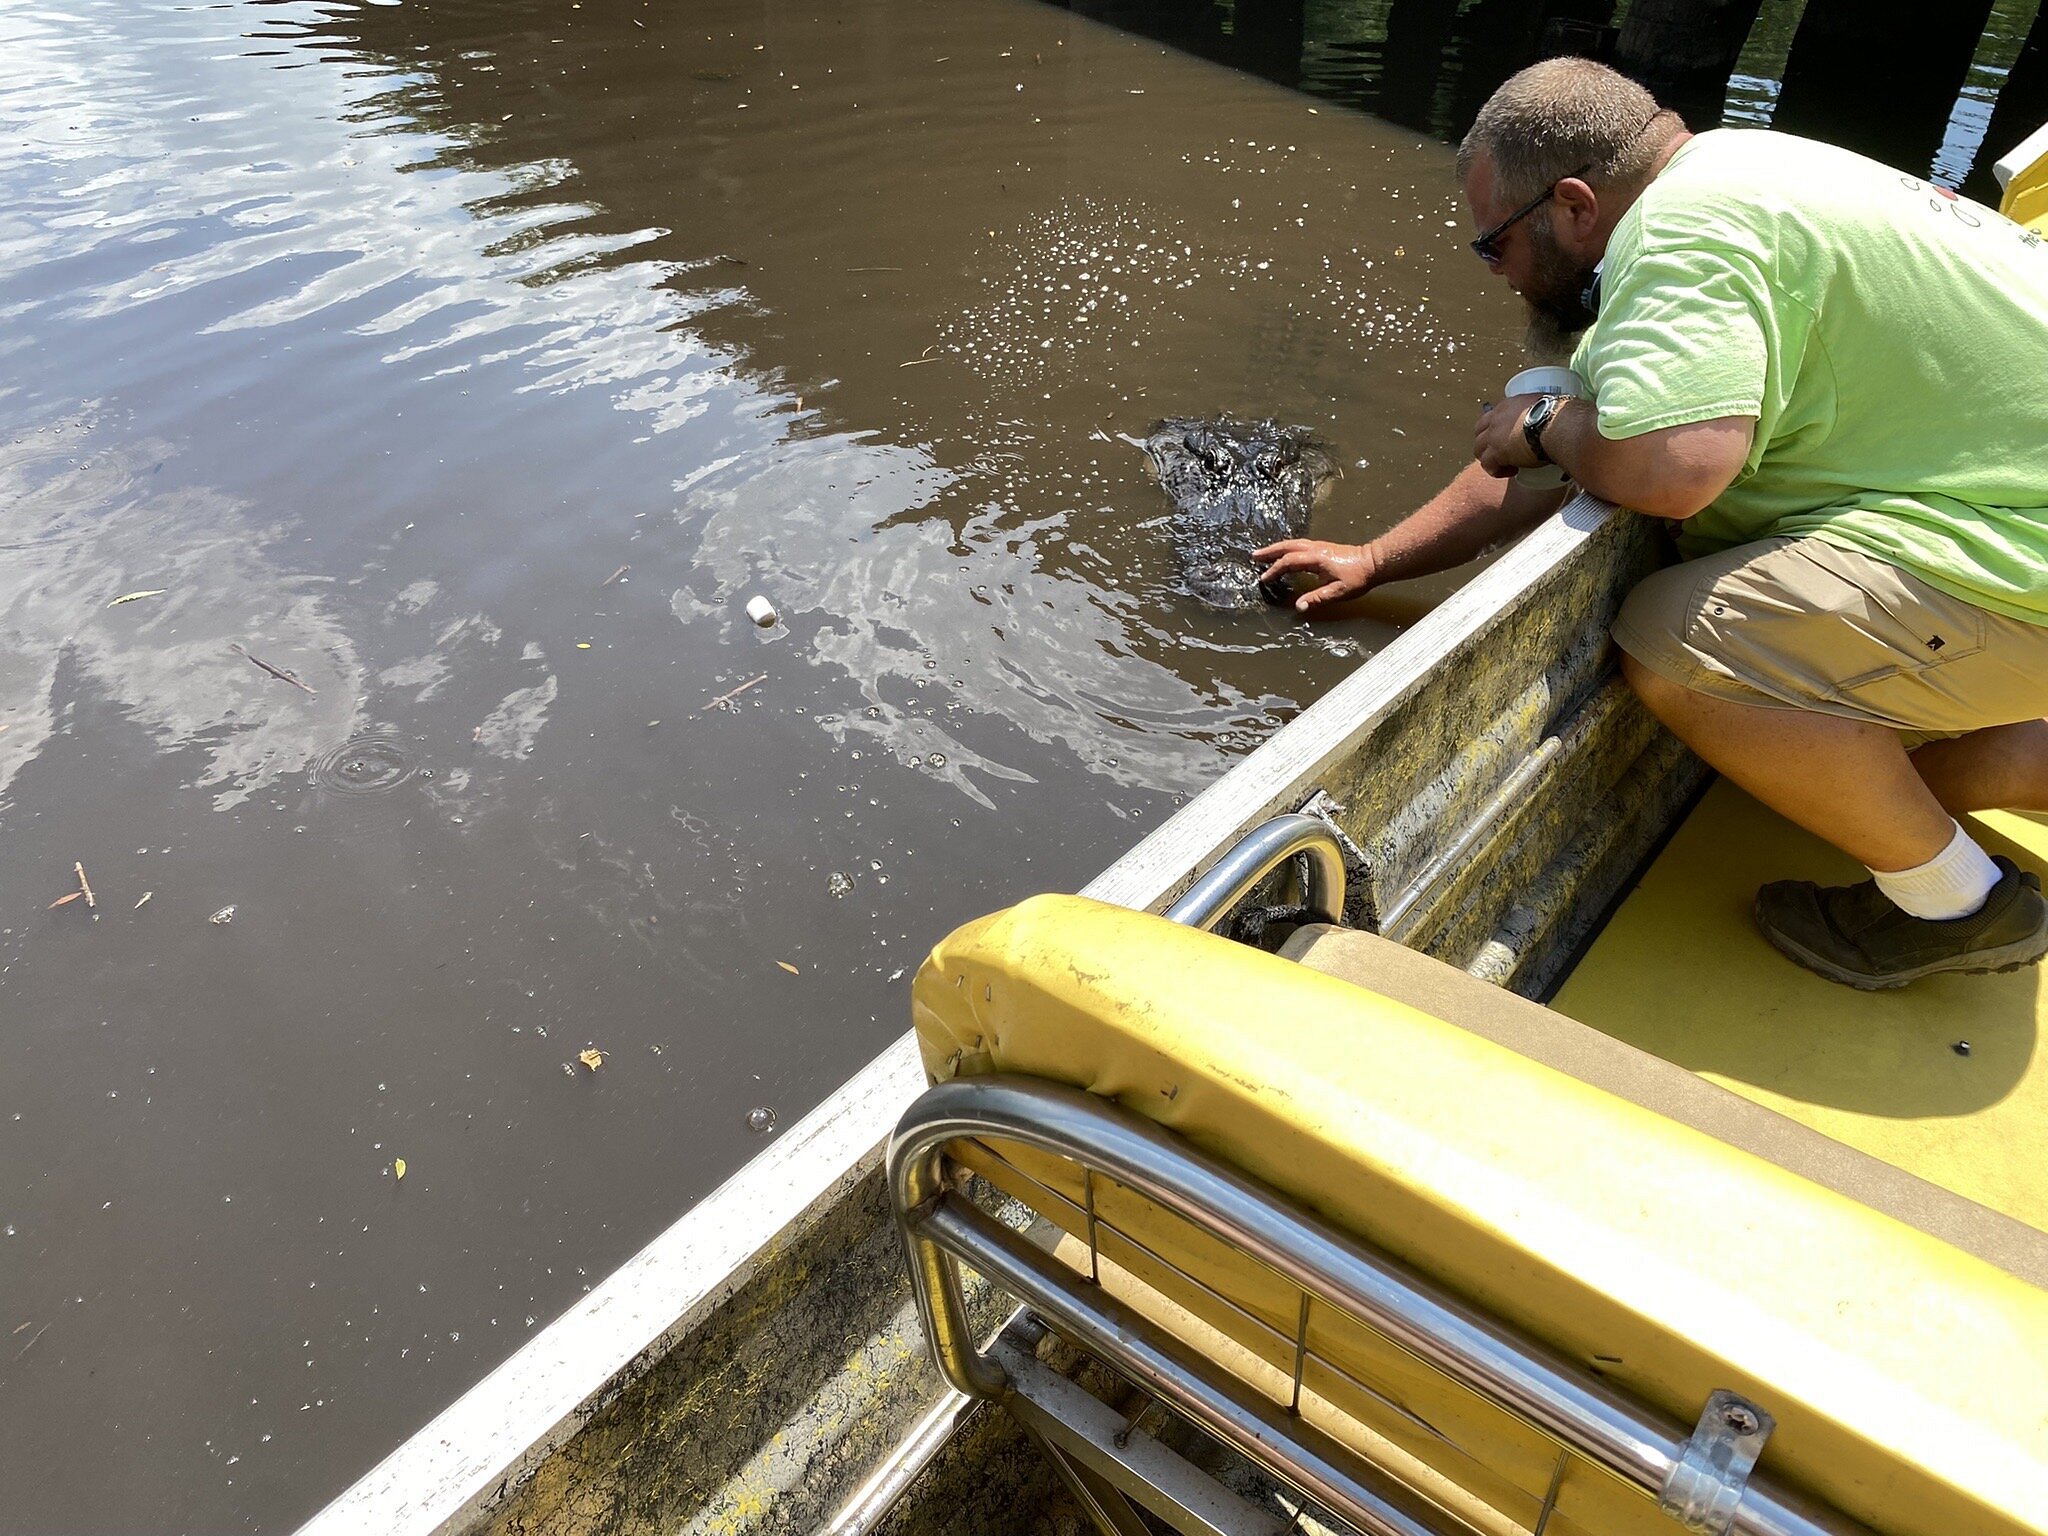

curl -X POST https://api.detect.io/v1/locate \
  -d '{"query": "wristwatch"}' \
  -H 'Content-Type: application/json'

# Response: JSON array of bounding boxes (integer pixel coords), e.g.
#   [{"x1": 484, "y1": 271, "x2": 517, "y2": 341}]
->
[{"x1": 1522, "y1": 394, "x2": 1567, "y2": 465}]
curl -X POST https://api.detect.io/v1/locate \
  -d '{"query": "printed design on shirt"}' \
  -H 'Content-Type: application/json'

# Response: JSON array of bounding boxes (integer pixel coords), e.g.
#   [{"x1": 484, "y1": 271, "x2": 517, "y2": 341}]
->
[
  {"x1": 1899, "y1": 173, "x2": 2046, "y2": 257},
  {"x1": 1897, "y1": 175, "x2": 1984, "y2": 228}
]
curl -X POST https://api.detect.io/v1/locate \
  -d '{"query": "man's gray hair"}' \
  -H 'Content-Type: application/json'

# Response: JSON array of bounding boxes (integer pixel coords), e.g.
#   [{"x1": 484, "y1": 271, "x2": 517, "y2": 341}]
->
[{"x1": 1458, "y1": 58, "x2": 1671, "y2": 202}]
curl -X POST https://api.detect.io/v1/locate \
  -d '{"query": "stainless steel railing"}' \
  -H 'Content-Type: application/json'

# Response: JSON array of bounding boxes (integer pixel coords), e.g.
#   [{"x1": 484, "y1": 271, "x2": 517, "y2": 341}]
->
[
  {"x1": 1162, "y1": 812, "x2": 1346, "y2": 932},
  {"x1": 889, "y1": 1076, "x2": 1865, "y2": 1536}
]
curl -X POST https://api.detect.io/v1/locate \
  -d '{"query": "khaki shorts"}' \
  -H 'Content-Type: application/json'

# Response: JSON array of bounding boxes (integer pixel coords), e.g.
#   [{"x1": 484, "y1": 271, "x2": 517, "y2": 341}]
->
[{"x1": 1613, "y1": 536, "x2": 2048, "y2": 744}]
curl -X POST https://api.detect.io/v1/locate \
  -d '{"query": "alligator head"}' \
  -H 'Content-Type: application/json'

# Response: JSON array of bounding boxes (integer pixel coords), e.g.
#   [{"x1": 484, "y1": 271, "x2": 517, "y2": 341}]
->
[{"x1": 1141, "y1": 416, "x2": 1335, "y2": 609}]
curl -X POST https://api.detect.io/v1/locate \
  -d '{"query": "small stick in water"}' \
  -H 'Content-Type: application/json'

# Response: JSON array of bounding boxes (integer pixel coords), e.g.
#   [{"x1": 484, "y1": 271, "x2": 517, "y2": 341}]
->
[
  {"x1": 601, "y1": 564, "x2": 631, "y2": 587},
  {"x1": 700, "y1": 673, "x2": 768, "y2": 712},
  {"x1": 73, "y1": 862, "x2": 95, "y2": 910},
  {"x1": 230, "y1": 643, "x2": 316, "y2": 695}
]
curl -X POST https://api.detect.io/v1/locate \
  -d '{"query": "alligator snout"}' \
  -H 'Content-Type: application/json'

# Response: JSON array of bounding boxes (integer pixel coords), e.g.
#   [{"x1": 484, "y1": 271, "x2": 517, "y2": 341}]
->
[{"x1": 1141, "y1": 416, "x2": 1335, "y2": 610}]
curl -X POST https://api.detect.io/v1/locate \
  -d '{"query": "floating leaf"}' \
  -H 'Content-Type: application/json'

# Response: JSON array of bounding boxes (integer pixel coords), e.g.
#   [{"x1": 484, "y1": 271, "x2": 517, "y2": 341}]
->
[
  {"x1": 107, "y1": 589, "x2": 167, "y2": 607},
  {"x1": 578, "y1": 1048, "x2": 606, "y2": 1071},
  {"x1": 776, "y1": 960, "x2": 800, "y2": 975},
  {"x1": 48, "y1": 892, "x2": 83, "y2": 909},
  {"x1": 575, "y1": 642, "x2": 592, "y2": 650},
  {"x1": 393, "y1": 1158, "x2": 406, "y2": 1180}
]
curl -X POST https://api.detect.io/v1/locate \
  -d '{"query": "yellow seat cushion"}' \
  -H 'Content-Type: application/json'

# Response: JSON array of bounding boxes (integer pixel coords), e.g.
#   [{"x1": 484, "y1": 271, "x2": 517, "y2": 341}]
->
[
  {"x1": 1285, "y1": 918, "x2": 2048, "y2": 1285},
  {"x1": 913, "y1": 894, "x2": 2048, "y2": 1536}
]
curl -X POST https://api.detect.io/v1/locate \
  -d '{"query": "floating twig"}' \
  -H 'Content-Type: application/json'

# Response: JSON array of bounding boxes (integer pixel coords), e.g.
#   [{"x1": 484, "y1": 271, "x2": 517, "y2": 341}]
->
[
  {"x1": 134, "y1": 891, "x2": 153, "y2": 910},
  {"x1": 73, "y1": 862, "x2": 95, "y2": 910},
  {"x1": 601, "y1": 564, "x2": 631, "y2": 587},
  {"x1": 230, "y1": 643, "x2": 316, "y2": 695},
  {"x1": 897, "y1": 356, "x2": 942, "y2": 368},
  {"x1": 47, "y1": 892, "x2": 82, "y2": 910},
  {"x1": 14, "y1": 1323, "x2": 49, "y2": 1362},
  {"x1": 700, "y1": 672, "x2": 768, "y2": 712},
  {"x1": 846, "y1": 266, "x2": 903, "y2": 273},
  {"x1": 107, "y1": 589, "x2": 167, "y2": 607}
]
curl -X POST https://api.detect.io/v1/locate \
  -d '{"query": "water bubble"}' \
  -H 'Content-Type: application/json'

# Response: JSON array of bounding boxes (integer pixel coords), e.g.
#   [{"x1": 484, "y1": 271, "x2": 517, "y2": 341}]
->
[
  {"x1": 746, "y1": 1106, "x2": 778, "y2": 1134},
  {"x1": 926, "y1": 753, "x2": 947, "y2": 769},
  {"x1": 312, "y1": 736, "x2": 418, "y2": 795},
  {"x1": 827, "y1": 872, "x2": 854, "y2": 898}
]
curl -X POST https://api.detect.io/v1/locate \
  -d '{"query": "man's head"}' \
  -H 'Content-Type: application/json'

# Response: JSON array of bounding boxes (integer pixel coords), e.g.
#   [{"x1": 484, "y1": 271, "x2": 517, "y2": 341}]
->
[{"x1": 1459, "y1": 59, "x2": 1685, "y2": 353}]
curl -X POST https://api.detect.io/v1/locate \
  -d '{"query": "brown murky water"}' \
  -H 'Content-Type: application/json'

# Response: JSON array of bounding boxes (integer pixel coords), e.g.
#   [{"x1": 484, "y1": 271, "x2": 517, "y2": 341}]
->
[
  {"x1": 10, "y1": 0, "x2": 2040, "y2": 1525},
  {"x1": 0, "y1": 0, "x2": 1523, "y2": 1527}
]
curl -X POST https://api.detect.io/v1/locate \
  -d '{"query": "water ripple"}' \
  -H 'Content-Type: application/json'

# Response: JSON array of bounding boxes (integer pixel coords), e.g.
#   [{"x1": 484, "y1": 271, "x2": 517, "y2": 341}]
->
[{"x1": 310, "y1": 733, "x2": 419, "y2": 795}]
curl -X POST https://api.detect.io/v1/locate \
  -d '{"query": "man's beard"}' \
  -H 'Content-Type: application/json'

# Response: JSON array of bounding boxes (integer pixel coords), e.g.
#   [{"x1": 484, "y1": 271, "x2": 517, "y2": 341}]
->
[
  {"x1": 1520, "y1": 215, "x2": 1600, "y2": 361},
  {"x1": 1523, "y1": 304, "x2": 1583, "y2": 363}
]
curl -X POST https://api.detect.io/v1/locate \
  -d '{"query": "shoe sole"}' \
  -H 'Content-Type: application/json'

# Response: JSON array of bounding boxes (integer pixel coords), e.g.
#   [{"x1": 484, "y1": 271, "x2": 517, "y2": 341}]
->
[{"x1": 1755, "y1": 907, "x2": 2048, "y2": 991}]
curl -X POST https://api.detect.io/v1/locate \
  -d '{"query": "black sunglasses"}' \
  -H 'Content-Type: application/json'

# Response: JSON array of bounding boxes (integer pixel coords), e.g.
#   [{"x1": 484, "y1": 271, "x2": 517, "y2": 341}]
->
[{"x1": 1470, "y1": 161, "x2": 1592, "y2": 264}]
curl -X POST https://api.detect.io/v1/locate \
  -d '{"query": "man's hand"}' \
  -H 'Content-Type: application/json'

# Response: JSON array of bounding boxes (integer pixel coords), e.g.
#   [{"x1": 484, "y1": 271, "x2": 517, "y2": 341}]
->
[
  {"x1": 1472, "y1": 393, "x2": 1548, "y2": 479},
  {"x1": 1254, "y1": 539, "x2": 1378, "y2": 615}
]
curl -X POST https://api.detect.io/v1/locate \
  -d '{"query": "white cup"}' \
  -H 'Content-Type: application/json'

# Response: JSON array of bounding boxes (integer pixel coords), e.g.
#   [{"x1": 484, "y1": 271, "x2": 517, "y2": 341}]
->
[{"x1": 1502, "y1": 365, "x2": 1589, "y2": 489}]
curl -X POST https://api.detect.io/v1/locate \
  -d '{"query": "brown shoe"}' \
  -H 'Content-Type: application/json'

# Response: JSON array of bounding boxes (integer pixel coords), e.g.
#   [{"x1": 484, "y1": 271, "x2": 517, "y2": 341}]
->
[{"x1": 1753, "y1": 856, "x2": 2048, "y2": 990}]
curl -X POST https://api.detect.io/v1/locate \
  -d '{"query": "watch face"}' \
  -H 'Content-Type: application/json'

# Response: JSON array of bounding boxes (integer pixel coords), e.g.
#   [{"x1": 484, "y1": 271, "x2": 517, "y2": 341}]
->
[{"x1": 1523, "y1": 395, "x2": 1559, "y2": 463}]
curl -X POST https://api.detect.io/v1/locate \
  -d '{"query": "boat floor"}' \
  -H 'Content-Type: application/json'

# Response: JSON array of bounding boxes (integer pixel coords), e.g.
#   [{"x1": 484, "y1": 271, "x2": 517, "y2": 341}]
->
[{"x1": 1551, "y1": 779, "x2": 2048, "y2": 1235}]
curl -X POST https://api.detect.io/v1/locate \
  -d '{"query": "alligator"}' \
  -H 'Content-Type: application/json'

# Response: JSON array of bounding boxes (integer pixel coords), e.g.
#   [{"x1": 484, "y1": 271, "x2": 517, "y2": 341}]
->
[{"x1": 1140, "y1": 415, "x2": 1336, "y2": 608}]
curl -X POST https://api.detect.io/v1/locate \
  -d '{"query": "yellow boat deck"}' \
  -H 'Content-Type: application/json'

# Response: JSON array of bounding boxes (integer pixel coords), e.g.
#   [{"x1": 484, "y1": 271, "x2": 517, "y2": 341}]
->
[{"x1": 1553, "y1": 780, "x2": 2048, "y2": 1235}]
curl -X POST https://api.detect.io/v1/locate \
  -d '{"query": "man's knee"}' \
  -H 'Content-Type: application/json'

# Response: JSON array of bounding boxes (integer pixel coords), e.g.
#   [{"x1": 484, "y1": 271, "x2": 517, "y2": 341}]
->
[
  {"x1": 1618, "y1": 646, "x2": 1688, "y2": 715},
  {"x1": 1612, "y1": 560, "x2": 1700, "y2": 711}
]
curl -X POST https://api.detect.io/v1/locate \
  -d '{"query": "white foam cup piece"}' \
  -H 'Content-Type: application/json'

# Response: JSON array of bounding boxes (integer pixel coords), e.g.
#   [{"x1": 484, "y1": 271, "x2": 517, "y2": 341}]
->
[
  {"x1": 745, "y1": 595, "x2": 779, "y2": 628},
  {"x1": 1502, "y1": 365, "x2": 1589, "y2": 489}
]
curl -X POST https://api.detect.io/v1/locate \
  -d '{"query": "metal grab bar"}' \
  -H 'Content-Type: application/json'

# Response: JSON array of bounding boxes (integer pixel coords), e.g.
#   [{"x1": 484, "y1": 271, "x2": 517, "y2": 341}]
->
[
  {"x1": 1162, "y1": 813, "x2": 1346, "y2": 932},
  {"x1": 888, "y1": 1076, "x2": 1865, "y2": 1536}
]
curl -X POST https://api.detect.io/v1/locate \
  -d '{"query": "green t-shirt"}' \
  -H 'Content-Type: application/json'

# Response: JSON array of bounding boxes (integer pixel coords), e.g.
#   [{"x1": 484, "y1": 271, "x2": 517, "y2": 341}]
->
[{"x1": 1571, "y1": 129, "x2": 2048, "y2": 623}]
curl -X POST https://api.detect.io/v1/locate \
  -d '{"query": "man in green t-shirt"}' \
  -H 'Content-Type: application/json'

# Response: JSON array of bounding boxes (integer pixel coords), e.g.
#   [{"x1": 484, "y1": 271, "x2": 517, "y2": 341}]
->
[{"x1": 1258, "y1": 58, "x2": 2048, "y2": 989}]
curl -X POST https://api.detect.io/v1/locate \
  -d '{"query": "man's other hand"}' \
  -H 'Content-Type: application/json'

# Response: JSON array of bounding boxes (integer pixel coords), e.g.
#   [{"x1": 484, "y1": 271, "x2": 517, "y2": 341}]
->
[
  {"x1": 1473, "y1": 393, "x2": 1547, "y2": 478},
  {"x1": 1254, "y1": 540, "x2": 1378, "y2": 615}
]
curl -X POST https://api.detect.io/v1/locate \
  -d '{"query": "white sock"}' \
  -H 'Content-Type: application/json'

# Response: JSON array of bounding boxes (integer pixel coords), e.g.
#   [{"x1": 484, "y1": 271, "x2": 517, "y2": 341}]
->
[{"x1": 1871, "y1": 821, "x2": 2001, "y2": 920}]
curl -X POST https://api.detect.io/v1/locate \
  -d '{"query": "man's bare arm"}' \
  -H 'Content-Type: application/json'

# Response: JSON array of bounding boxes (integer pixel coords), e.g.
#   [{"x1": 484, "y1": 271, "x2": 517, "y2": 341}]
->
[
  {"x1": 1477, "y1": 397, "x2": 1754, "y2": 519},
  {"x1": 1257, "y1": 461, "x2": 1568, "y2": 613}
]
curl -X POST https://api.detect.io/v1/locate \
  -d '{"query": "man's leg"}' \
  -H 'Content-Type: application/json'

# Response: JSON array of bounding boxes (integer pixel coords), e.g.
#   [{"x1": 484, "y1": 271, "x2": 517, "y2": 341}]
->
[
  {"x1": 1621, "y1": 652, "x2": 2048, "y2": 987},
  {"x1": 1619, "y1": 651, "x2": 1954, "y2": 871},
  {"x1": 1911, "y1": 720, "x2": 2048, "y2": 816},
  {"x1": 1611, "y1": 537, "x2": 2048, "y2": 985}
]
